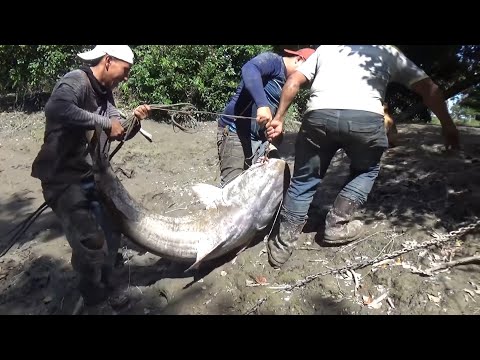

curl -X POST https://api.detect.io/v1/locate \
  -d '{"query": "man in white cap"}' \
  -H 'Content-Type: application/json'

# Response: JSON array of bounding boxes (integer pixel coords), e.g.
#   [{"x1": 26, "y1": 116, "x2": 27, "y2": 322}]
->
[
  {"x1": 216, "y1": 47, "x2": 315, "y2": 186},
  {"x1": 31, "y1": 45, "x2": 151, "y2": 311}
]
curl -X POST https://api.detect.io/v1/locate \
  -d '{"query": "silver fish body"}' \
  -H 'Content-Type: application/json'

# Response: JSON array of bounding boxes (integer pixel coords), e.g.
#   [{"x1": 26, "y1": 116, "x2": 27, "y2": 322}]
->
[{"x1": 93, "y1": 135, "x2": 286, "y2": 269}]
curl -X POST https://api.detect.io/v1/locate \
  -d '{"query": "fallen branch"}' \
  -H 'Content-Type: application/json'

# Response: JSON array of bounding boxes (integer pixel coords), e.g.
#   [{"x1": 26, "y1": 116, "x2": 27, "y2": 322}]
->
[
  {"x1": 164, "y1": 207, "x2": 187, "y2": 214},
  {"x1": 298, "y1": 247, "x2": 323, "y2": 251},
  {"x1": 337, "y1": 230, "x2": 388, "y2": 253},
  {"x1": 372, "y1": 237, "x2": 395, "y2": 262},
  {"x1": 423, "y1": 255, "x2": 480, "y2": 274},
  {"x1": 244, "y1": 218, "x2": 480, "y2": 315},
  {"x1": 244, "y1": 298, "x2": 267, "y2": 315}
]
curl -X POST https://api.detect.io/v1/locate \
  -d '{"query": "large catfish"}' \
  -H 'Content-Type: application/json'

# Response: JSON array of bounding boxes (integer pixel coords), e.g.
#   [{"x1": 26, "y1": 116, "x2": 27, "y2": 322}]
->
[{"x1": 91, "y1": 127, "x2": 287, "y2": 271}]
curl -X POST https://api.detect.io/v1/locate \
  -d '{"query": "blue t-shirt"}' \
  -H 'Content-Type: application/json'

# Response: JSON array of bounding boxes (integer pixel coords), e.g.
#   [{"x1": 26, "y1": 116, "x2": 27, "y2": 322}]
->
[{"x1": 218, "y1": 52, "x2": 287, "y2": 140}]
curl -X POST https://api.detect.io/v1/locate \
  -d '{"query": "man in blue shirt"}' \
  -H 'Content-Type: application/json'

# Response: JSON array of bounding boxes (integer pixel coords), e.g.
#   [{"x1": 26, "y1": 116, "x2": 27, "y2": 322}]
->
[{"x1": 216, "y1": 48, "x2": 315, "y2": 186}]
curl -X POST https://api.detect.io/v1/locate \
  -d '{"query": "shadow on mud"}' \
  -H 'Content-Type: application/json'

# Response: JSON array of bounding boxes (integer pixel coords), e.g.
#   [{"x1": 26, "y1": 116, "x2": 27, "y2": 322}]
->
[
  {"x1": 0, "y1": 250, "x2": 234, "y2": 315},
  {"x1": 0, "y1": 255, "x2": 75, "y2": 315},
  {"x1": 277, "y1": 124, "x2": 480, "y2": 240},
  {"x1": 0, "y1": 192, "x2": 63, "y2": 257}
]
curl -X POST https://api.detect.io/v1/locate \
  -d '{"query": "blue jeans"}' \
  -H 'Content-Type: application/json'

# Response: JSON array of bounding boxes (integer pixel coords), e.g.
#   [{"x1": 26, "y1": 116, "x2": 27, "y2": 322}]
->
[{"x1": 282, "y1": 109, "x2": 388, "y2": 224}]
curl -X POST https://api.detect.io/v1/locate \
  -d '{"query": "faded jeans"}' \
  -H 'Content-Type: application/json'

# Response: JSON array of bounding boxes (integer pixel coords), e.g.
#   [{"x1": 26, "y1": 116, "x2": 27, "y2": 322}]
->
[{"x1": 282, "y1": 109, "x2": 388, "y2": 225}]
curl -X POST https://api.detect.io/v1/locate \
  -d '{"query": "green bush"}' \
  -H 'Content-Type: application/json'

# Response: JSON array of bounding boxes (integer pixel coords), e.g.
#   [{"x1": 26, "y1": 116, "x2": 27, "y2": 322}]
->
[
  {"x1": 0, "y1": 45, "x2": 312, "y2": 123},
  {"x1": 0, "y1": 45, "x2": 86, "y2": 96},
  {"x1": 119, "y1": 45, "x2": 273, "y2": 117}
]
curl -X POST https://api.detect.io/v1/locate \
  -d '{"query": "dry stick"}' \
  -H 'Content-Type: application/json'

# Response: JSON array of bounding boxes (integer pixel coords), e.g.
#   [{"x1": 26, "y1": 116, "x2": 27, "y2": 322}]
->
[
  {"x1": 338, "y1": 230, "x2": 388, "y2": 253},
  {"x1": 164, "y1": 207, "x2": 188, "y2": 214},
  {"x1": 298, "y1": 247, "x2": 324, "y2": 251},
  {"x1": 372, "y1": 237, "x2": 396, "y2": 262},
  {"x1": 244, "y1": 219, "x2": 480, "y2": 315},
  {"x1": 424, "y1": 255, "x2": 480, "y2": 274}
]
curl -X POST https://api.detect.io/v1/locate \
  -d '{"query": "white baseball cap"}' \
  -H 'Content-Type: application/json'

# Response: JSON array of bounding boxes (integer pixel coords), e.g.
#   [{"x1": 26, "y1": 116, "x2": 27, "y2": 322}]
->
[{"x1": 77, "y1": 45, "x2": 134, "y2": 65}]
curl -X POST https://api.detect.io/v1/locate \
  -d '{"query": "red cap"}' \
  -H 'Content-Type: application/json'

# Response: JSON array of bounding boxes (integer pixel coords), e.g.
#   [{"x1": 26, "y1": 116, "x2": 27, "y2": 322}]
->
[{"x1": 284, "y1": 48, "x2": 315, "y2": 61}]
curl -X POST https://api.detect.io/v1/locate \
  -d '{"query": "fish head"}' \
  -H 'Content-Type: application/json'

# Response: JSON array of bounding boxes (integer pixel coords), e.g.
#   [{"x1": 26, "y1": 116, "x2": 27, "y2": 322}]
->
[{"x1": 223, "y1": 157, "x2": 287, "y2": 226}]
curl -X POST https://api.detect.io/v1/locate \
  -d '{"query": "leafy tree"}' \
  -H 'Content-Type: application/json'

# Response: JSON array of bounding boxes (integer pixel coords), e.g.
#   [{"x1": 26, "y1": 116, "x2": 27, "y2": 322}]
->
[{"x1": 120, "y1": 45, "x2": 273, "y2": 116}]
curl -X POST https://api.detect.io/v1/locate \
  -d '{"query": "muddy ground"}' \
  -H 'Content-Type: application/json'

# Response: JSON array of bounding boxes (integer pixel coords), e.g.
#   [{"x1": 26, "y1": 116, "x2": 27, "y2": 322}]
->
[{"x1": 0, "y1": 111, "x2": 480, "y2": 315}]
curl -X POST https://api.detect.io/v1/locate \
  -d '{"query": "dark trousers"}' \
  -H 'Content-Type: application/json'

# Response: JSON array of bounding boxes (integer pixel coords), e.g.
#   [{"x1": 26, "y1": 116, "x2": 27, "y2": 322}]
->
[
  {"x1": 42, "y1": 178, "x2": 121, "y2": 286},
  {"x1": 216, "y1": 126, "x2": 264, "y2": 187},
  {"x1": 282, "y1": 109, "x2": 388, "y2": 224}
]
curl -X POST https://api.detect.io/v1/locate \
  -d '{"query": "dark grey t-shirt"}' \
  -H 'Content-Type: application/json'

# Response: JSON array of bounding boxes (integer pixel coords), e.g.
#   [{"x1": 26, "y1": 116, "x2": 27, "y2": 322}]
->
[{"x1": 31, "y1": 69, "x2": 139, "y2": 184}]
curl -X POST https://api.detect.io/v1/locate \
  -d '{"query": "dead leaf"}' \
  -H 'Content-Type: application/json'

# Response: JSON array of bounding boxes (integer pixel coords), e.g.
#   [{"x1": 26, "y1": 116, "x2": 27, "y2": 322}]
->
[
  {"x1": 255, "y1": 276, "x2": 268, "y2": 285},
  {"x1": 362, "y1": 295, "x2": 373, "y2": 305},
  {"x1": 427, "y1": 294, "x2": 441, "y2": 303},
  {"x1": 367, "y1": 292, "x2": 389, "y2": 309},
  {"x1": 246, "y1": 278, "x2": 270, "y2": 287}
]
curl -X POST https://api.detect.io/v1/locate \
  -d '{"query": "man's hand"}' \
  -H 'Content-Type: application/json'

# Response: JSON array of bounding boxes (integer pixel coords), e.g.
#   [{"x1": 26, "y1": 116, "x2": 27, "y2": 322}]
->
[
  {"x1": 108, "y1": 117, "x2": 125, "y2": 140},
  {"x1": 256, "y1": 106, "x2": 272, "y2": 127},
  {"x1": 442, "y1": 123, "x2": 460, "y2": 150},
  {"x1": 266, "y1": 118, "x2": 283, "y2": 142},
  {"x1": 134, "y1": 104, "x2": 151, "y2": 121}
]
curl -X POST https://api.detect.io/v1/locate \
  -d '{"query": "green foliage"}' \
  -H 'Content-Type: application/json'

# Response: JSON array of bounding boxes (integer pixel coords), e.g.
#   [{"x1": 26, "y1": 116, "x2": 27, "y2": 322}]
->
[
  {"x1": 387, "y1": 45, "x2": 480, "y2": 123},
  {"x1": 431, "y1": 115, "x2": 480, "y2": 127},
  {"x1": 450, "y1": 103, "x2": 479, "y2": 120},
  {"x1": 460, "y1": 86, "x2": 480, "y2": 111},
  {"x1": 119, "y1": 45, "x2": 273, "y2": 117},
  {"x1": 18, "y1": 44, "x2": 480, "y2": 126},
  {"x1": 0, "y1": 45, "x2": 282, "y2": 115},
  {"x1": 0, "y1": 45, "x2": 86, "y2": 97}
]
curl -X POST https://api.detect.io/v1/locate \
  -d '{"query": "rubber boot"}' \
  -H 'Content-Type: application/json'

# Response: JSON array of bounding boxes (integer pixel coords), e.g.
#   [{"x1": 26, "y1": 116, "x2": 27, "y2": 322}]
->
[
  {"x1": 323, "y1": 196, "x2": 363, "y2": 245},
  {"x1": 71, "y1": 249, "x2": 109, "y2": 307},
  {"x1": 77, "y1": 268, "x2": 109, "y2": 306},
  {"x1": 267, "y1": 216, "x2": 304, "y2": 269}
]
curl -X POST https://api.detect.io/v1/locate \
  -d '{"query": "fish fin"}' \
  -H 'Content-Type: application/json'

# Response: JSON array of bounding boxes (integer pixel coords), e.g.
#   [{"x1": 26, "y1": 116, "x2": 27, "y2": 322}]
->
[
  {"x1": 191, "y1": 183, "x2": 223, "y2": 209},
  {"x1": 235, "y1": 244, "x2": 249, "y2": 256},
  {"x1": 184, "y1": 238, "x2": 225, "y2": 273}
]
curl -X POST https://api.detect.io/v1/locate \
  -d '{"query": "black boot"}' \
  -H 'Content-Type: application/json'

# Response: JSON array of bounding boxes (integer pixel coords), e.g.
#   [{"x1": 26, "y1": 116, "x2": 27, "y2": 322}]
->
[
  {"x1": 267, "y1": 216, "x2": 304, "y2": 269},
  {"x1": 101, "y1": 252, "x2": 124, "y2": 290},
  {"x1": 78, "y1": 275, "x2": 109, "y2": 306},
  {"x1": 323, "y1": 196, "x2": 363, "y2": 245},
  {"x1": 76, "y1": 261, "x2": 109, "y2": 307}
]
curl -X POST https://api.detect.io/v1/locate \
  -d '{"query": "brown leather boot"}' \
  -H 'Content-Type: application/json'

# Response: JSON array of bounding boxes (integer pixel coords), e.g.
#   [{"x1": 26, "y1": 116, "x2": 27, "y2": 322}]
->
[
  {"x1": 323, "y1": 196, "x2": 363, "y2": 245},
  {"x1": 267, "y1": 217, "x2": 304, "y2": 269}
]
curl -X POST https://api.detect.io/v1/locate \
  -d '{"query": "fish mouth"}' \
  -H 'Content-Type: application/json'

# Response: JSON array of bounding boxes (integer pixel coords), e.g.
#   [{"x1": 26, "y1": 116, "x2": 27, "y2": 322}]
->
[
  {"x1": 251, "y1": 157, "x2": 285, "y2": 170},
  {"x1": 264, "y1": 158, "x2": 286, "y2": 173},
  {"x1": 249, "y1": 158, "x2": 286, "y2": 189}
]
